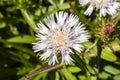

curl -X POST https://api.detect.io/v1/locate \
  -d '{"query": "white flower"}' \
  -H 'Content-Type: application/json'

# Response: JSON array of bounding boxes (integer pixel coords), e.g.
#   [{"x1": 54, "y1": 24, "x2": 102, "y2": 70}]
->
[
  {"x1": 32, "y1": 12, "x2": 89, "y2": 65},
  {"x1": 79, "y1": 0, "x2": 120, "y2": 16}
]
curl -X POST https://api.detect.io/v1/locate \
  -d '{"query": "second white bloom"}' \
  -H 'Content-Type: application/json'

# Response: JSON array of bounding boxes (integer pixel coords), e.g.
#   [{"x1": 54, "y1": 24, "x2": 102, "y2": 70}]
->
[{"x1": 79, "y1": 0, "x2": 120, "y2": 16}]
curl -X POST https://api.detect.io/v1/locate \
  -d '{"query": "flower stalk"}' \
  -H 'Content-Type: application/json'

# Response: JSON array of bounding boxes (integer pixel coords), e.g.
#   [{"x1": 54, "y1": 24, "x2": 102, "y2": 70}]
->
[{"x1": 20, "y1": 9, "x2": 37, "y2": 32}]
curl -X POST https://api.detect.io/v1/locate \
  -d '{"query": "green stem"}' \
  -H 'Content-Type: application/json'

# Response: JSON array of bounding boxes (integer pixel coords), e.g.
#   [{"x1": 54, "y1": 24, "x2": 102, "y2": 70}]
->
[
  {"x1": 20, "y1": 9, "x2": 37, "y2": 32},
  {"x1": 96, "y1": 39, "x2": 103, "y2": 79},
  {"x1": 19, "y1": 63, "x2": 64, "y2": 80},
  {"x1": 85, "y1": 39, "x2": 98, "y2": 53}
]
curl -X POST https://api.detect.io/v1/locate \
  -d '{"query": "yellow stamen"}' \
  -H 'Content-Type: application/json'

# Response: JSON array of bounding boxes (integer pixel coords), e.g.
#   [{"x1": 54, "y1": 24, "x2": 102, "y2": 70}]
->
[
  {"x1": 95, "y1": 0, "x2": 102, "y2": 3},
  {"x1": 53, "y1": 31, "x2": 68, "y2": 47}
]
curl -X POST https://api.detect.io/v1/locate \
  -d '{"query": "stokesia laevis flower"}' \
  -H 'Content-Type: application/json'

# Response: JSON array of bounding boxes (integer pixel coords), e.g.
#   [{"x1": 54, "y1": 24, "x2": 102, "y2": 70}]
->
[
  {"x1": 32, "y1": 11, "x2": 89, "y2": 65},
  {"x1": 79, "y1": 0, "x2": 120, "y2": 16}
]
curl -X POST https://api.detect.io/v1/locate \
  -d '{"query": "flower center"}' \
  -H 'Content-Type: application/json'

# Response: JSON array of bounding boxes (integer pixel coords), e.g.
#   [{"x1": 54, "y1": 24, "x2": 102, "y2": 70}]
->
[
  {"x1": 90, "y1": 0, "x2": 105, "y2": 8},
  {"x1": 53, "y1": 31, "x2": 68, "y2": 47},
  {"x1": 95, "y1": 0, "x2": 102, "y2": 3},
  {"x1": 91, "y1": 0, "x2": 103, "y2": 4}
]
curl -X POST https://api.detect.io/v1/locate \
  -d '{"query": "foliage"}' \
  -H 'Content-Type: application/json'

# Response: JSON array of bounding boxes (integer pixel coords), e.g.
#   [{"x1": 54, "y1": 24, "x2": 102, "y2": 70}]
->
[{"x1": 0, "y1": 0, "x2": 120, "y2": 80}]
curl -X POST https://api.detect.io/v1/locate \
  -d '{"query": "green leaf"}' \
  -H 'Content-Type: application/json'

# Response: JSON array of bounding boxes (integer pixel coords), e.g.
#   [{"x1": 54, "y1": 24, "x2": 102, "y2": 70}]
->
[
  {"x1": 101, "y1": 47, "x2": 117, "y2": 62},
  {"x1": 99, "y1": 72, "x2": 111, "y2": 79},
  {"x1": 57, "y1": 2, "x2": 70, "y2": 10},
  {"x1": 17, "y1": 67, "x2": 33, "y2": 75},
  {"x1": 111, "y1": 39, "x2": 120, "y2": 51},
  {"x1": 84, "y1": 42, "x2": 117, "y2": 62},
  {"x1": 55, "y1": 72, "x2": 60, "y2": 80},
  {"x1": 48, "y1": 0, "x2": 56, "y2": 6},
  {"x1": 104, "y1": 66, "x2": 120, "y2": 75},
  {"x1": 6, "y1": 35, "x2": 36, "y2": 44},
  {"x1": 31, "y1": 73, "x2": 47, "y2": 80},
  {"x1": 67, "y1": 66, "x2": 81, "y2": 73},
  {"x1": 47, "y1": 71, "x2": 56, "y2": 80},
  {"x1": 0, "y1": 21, "x2": 6, "y2": 29},
  {"x1": 5, "y1": 44, "x2": 36, "y2": 57},
  {"x1": 78, "y1": 75, "x2": 86, "y2": 80},
  {"x1": 61, "y1": 68, "x2": 77, "y2": 80},
  {"x1": 70, "y1": 53, "x2": 88, "y2": 71},
  {"x1": 114, "y1": 75, "x2": 120, "y2": 80}
]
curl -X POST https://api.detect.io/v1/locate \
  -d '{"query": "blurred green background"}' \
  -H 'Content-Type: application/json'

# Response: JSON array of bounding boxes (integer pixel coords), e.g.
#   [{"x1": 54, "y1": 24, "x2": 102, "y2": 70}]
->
[{"x1": 0, "y1": 0, "x2": 120, "y2": 80}]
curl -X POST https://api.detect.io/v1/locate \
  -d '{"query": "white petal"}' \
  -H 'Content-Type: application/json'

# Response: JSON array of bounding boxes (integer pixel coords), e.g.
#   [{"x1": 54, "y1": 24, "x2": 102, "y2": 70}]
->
[
  {"x1": 48, "y1": 54, "x2": 59, "y2": 65},
  {"x1": 44, "y1": 14, "x2": 56, "y2": 30},
  {"x1": 75, "y1": 34, "x2": 89, "y2": 43},
  {"x1": 65, "y1": 14, "x2": 79, "y2": 28},
  {"x1": 61, "y1": 53, "x2": 73, "y2": 64},
  {"x1": 112, "y1": 2, "x2": 120, "y2": 9},
  {"x1": 73, "y1": 44, "x2": 83, "y2": 53},
  {"x1": 84, "y1": 5, "x2": 94, "y2": 16},
  {"x1": 73, "y1": 23, "x2": 87, "y2": 34},
  {"x1": 37, "y1": 22, "x2": 49, "y2": 34},
  {"x1": 79, "y1": 0, "x2": 90, "y2": 5},
  {"x1": 35, "y1": 34, "x2": 47, "y2": 41},
  {"x1": 107, "y1": 7, "x2": 117, "y2": 16},
  {"x1": 40, "y1": 49, "x2": 52, "y2": 60},
  {"x1": 100, "y1": 8, "x2": 107, "y2": 17},
  {"x1": 70, "y1": 26, "x2": 88, "y2": 43},
  {"x1": 56, "y1": 12, "x2": 68, "y2": 26},
  {"x1": 32, "y1": 42, "x2": 47, "y2": 52}
]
